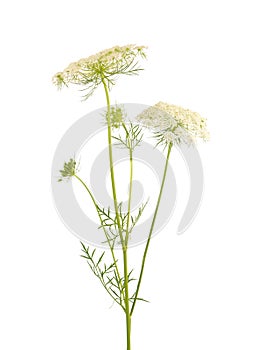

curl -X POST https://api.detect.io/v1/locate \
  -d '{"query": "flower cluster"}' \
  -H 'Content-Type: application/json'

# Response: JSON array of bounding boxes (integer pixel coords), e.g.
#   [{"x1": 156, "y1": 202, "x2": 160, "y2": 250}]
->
[
  {"x1": 52, "y1": 45, "x2": 147, "y2": 99},
  {"x1": 58, "y1": 158, "x2": 77, "y2": 182},
  {"x1": 107, "y1": 105, "x2": 125, "y2": 129},
  {"x1": 136, "y1": 102, "x2": 210, "y2": 146}
]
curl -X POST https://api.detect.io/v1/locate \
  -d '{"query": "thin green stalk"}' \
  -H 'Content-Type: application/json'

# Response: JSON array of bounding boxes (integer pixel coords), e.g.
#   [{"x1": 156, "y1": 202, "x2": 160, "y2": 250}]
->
[
  {"x1": 125, "y1": 133, "x2": 133, "y2": 246},
  {"x1": 74, "y1": 174, "x2": 98, "y2": 208},
  {"x1": 121, "y1": 123, "x2": 133, "y2": 350},
  {"x1": 126, "y1": 151, "x2": 133, "y2": 246},
  {"x1": 102, "y1": 77, "x2": 124, "y2": 245},
  {"x1": 123, "y1": 154, "x2": 132, "y2": 349},
  {"x1": 130, "y1": 142, "x2": 173, "y2": 316},
  {"x1": 102, "y1": 79, "x2": 132, "y2": 350},
  {"x1": 123, "y1": 248, "x2": 131, "y2": 350},
  {"x1": 74, "y1": 174, "x2": 125, "y2": 307}
]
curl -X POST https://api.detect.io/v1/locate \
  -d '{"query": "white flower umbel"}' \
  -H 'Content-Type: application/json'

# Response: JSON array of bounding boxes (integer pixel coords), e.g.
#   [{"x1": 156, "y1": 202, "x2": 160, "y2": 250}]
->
[
  {"x1": 52, "y1": 45, "x2": 147, "y2": 99},
  {"x1": 136, "y1": 101, "x2": 210, "y2": 146}
]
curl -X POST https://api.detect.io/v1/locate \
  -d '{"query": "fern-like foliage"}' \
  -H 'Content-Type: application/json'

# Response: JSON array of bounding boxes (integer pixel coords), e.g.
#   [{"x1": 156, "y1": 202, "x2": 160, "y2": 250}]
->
[
  {"x1": 112, "y1": 122, "x2": 143, "y2": 151},
  {"x1": 81, "y1": 243, "x2": 147, "y2": 310},
  {"x1": 97, "y1": 200, "x2": 149, "y2": 247},
  {"x1": 129, "y1": 200, "x2": 149, "y2": 233},
  {"x1": 80, "y1": 242, "x2": 125, "y2": 309}
]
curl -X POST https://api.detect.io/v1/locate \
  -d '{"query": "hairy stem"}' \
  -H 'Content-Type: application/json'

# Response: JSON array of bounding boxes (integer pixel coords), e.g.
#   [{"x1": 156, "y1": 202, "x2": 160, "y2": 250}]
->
[{"x1": 130, "y1": 142, "x2": 172, "y2": 316}]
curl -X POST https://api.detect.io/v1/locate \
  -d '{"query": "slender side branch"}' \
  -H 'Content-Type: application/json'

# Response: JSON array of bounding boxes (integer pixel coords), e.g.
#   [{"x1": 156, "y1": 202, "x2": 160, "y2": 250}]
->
[
  {"x1": 125, "y1": 129, "x2": 133, "y2": 246},
  {"x1": 130, "y1": 142, "x2": 173, "y2": 316}
]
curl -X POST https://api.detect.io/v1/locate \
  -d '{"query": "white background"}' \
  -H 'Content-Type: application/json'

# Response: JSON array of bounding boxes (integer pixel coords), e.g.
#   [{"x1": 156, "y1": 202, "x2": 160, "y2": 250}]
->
[{"x1": 1, "y1": 0, "x2": 256, "y2": 349}]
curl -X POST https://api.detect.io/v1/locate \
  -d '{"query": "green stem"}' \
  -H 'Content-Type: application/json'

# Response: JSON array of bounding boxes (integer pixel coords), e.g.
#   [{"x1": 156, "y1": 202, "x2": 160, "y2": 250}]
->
[
  {"x1": 130, "y1": 142, "x2": 173, "y2": 316},
  {"x1": 123, "y1": 248, "x2": 131, "y2": 350},
  {"x1": 102, "y1": 78, "x2": 124, "y2": 245},
  {"x1": 102, "y1": 80, "x2": 132, "y2": 349},
  {"x1": 74, "y1": 174, "x2": 97, "y2": 208},
  {"x1": 125, "y1": 132, "x2": 133, "y2": 246},
  {"x1": 120, "y1": 121, "x2": 134, "y2": 350}
]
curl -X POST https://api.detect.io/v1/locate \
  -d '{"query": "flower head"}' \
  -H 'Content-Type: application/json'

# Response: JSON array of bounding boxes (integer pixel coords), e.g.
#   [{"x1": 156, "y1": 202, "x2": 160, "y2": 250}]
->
[
  {"x1": 58, "y1": 158, "x2": 77, "y2": 182},
  {"x1": 52, "y1": 45, "x2": 147, "y2": 99},
  {"x1": 108, "y1": 105, "x2": 125, "y2": 129},
  {"x1": 136, "y1": 102, "x2": 210, "y2": 146}
]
